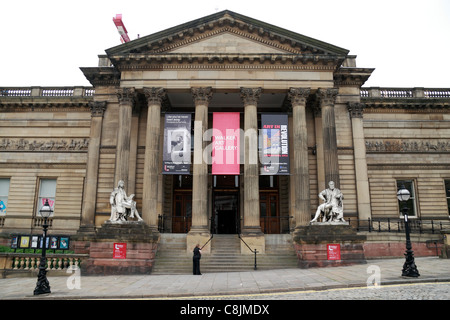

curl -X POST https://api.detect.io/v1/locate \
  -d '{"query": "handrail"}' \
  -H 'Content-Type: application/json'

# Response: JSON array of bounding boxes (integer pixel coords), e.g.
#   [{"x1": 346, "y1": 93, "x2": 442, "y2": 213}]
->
[
  {"x1": 238, "y1": 234, "x2": 258, "y2": 270},
  {"x1": 201, "y1": 234, "x2": 213, "y2": 250}
]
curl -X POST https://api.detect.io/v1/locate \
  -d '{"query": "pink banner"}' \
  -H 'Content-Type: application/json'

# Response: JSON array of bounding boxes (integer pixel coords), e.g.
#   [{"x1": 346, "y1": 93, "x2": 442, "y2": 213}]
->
[{"x1": 212, "y1": 112, "x2": 240, "y2": 175}]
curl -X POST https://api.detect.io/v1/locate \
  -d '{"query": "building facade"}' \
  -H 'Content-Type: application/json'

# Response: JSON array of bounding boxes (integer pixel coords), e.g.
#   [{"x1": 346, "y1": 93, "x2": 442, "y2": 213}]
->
[{"x1": 1, "y1": 11, "x2": 449, "y2": 261}]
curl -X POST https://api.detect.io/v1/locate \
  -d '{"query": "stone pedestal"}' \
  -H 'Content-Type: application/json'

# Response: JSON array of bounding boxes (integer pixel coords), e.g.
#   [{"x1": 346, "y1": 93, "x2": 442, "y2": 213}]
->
[
  {"x1": 293, "y1": 224, "x2": 366, "y2": 268},
  {"x1": 73, "y1": 221, "x2": 159, "y2": 275}
]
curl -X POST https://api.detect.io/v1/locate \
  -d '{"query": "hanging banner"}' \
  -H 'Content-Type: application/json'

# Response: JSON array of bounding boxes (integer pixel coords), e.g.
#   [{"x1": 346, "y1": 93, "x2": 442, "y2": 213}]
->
[
  {"x1": 260, "y1": 114, "x2": 290, "y2": 175},
  {"x1": 212, "y1": 112, "x2": 240, "y2": 175},
  {"x1": 162, "y1": 113, "x2": 191, "y2": 174}
]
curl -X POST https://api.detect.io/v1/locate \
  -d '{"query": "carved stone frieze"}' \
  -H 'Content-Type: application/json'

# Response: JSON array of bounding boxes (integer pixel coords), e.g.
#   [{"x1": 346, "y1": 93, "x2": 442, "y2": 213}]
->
[
  {"x1": 0, "y1": 138, "x2": 89, "y2": 151},
  {"x1": 365, "y1": 139, "x2": 450, "y2": 153}
]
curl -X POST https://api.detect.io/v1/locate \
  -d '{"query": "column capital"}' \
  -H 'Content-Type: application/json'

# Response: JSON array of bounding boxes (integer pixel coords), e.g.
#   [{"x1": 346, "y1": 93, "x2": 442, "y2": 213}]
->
[
  {"x1": 116, "y1": 87, "x2": 137, "y2": 105},
  {"x1": 240, "y1": 87, "x2": 262, "y2": 106},
  {"x1": 191, "y1": 87, "x2": 213, "y2": 106},
  {"x1": 316, "y1": 88, "x2": 338, "y2": 107},
  {"x1": 88, "y1": 101, "x2": 106, "y2": 117},
  {"x1": 347, "y1": 102, "x2": 365, "y2": 119},
  {"x1": 288, "y1": 87, "x2": 310, "y2": 106},
  {"x1": 143, "y1": 87, "x2": 166, "y2": 105}
]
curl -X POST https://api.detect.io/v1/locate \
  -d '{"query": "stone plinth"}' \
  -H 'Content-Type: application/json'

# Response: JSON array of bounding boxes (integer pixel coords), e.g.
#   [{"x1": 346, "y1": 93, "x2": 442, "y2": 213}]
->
[
  {"x1": 293, "y1": 224, "x2": 366, "y2": 268},
  {"x1": 73, "y1": 221, "x2": 160, "y2": 275}
]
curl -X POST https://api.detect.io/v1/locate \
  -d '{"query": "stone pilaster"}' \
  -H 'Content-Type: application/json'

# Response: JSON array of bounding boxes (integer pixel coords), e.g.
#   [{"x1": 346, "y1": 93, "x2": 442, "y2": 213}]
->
[
  {"x1": 142, "y1": 87, "x2": 166, "y2": 230},
  {"x1": 79, "y1": 101, "x2": 106, "y2": 233},
  {"x1": 288, "y1": 88, "x2": 311, "y2": 228},
  {"x1": 348, "y1": 102, "x2": 371, "y2": 220},
  {"x1": 317, "y1": 88, "x2": 340, "y2": 188},
  {"x1": 115, "y1": 88, "x2": 137, "y2": 189},
  {"x1": 188, "y1": 87, "x2": 212, "y2": 253}
]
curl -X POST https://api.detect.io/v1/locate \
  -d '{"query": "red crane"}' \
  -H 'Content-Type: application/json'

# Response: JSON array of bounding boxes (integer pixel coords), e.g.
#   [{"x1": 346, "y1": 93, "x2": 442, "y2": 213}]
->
[{"x1": 113, "y1": 14, "x2": 131, "y2": 43}]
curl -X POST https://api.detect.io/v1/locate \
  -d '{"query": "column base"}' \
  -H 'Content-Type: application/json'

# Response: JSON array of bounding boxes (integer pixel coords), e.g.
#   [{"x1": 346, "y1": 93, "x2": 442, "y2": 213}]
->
[
  {"x1": 239, "y1": 232, "x2": 265, "y2": 254},
  {"x1": 187, "y1": 229, "x2": 211, "y2": 254}
]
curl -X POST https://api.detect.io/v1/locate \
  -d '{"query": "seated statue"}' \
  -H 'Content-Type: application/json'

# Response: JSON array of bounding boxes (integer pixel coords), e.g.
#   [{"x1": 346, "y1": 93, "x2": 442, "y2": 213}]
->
[
  {"x1": 310, "y1": 181, "x2": 345, "y2": 223},
  {"x1": 109, "y1": 180, "x2": 143, "y2": 222}
]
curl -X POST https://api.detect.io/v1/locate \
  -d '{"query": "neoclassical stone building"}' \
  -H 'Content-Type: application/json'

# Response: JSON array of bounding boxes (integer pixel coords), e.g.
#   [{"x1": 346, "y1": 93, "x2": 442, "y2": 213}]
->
[{"x1": 1, "y1": 11, "x2": 449, "y2": 271}]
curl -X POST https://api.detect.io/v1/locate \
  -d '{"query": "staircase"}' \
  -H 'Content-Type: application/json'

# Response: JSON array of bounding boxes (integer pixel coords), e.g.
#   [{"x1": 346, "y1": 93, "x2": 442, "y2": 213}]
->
[{"x1": 152, "y1": 234, "x2": 298, "y2": 275}]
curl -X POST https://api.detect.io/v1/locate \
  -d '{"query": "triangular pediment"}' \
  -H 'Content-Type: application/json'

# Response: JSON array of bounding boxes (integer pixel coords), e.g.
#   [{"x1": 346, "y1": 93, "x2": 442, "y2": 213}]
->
[
  {"x1": 167, "y1": 31, "x2": 291, "y2": 54},
  {"x1": 106, "y1": 10, "x2": 349, "y2": 57}
]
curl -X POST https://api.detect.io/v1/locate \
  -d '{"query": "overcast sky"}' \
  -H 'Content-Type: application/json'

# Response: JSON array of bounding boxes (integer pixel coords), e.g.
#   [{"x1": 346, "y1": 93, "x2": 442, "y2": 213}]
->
[{"x1": 2, "y1": 0, "x2": 449, "y2": 88}]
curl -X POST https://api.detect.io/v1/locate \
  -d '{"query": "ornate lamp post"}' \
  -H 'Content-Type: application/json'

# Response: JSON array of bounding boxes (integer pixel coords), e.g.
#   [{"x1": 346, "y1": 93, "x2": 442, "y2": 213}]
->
[
  {"x1": 33, "y1": 199, "x2": 52, "y2": 295},
  {"x1": 397, "y1": 185, "x2": 420, "y2": 277}
]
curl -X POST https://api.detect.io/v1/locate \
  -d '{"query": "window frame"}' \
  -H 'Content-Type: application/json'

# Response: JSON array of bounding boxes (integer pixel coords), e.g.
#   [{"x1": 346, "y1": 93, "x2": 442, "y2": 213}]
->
[
  {"x1": 0, "y1": 178, "x2": 10, "y2": 216},
  {"x1": 396, "y1": 179, "x2": 418, "y2": 218},
  {"x1": 36, "y1": 178, "x2": 57, "y2": 217},
  {"x1": 445, "y1": 179, "x2": 450, "y2": 216}
]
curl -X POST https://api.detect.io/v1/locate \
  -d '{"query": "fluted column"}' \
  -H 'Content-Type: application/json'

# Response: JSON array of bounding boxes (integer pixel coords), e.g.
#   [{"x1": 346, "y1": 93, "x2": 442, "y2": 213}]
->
[
  {"x1": 115, "y1": 88, "x2": 137, "y2": 189},
  {"x1": 190, "y1": 87, "x2": 212, "y2": 234},
  {"x1": 317, "y1": 88, "x2": 340, "y2": 188},
  {"x1": 288, "y1": 88, "x2": 311, "y2": 228},
  {"x1": 241, "y1": 88, "x2": 263, "y2": 236},
  {"x1": 348, "y1": 103, "x2": 371, "y2": 220},
  {"x1": 142, "y1": 87, "x2": 166, "y2": 229},
  {"x1": 79, "y1": 101, "x2": 106, "y2": 232}
]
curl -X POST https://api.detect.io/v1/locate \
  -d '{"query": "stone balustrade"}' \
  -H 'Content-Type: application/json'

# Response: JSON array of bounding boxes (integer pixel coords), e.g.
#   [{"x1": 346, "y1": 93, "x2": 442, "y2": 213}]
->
[
  {"x1": 0, "y1": 253, "x2": 87, "y2": 276},
  {"x1": 0, "y1": 86, "x2": 94, "y2": 98},
  {"x1": 361, "y1": 87, "x2": 450, "y2": 99}
]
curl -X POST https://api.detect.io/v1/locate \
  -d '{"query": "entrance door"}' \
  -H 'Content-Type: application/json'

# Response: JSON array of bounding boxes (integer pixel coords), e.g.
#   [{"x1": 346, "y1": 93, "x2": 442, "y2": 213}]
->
[
  {"x1": 213, "y1": 192, "x2": 239, "y2": 234},
  {"x1": 260, "y1": 192, "x2": 279, "y2": 234},
  {"x1": 172, "y1": 192, "x2": 192, "y2": 233}
]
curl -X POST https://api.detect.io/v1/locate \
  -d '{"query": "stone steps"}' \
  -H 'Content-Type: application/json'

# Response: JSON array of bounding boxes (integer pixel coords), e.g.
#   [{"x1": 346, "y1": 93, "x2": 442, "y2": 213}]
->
[{"x1": 152, "y1": 234, "x2": 298, "y2": 275}]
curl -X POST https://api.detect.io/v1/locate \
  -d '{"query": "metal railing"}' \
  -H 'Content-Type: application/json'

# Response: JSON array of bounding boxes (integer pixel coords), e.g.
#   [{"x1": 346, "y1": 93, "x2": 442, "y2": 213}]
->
[
  {"x1": 349, "y1": 217, "x2": 450, "y2": 234},
  {"x1": 238, "y1": 234, "x2": 258, "y2": 270}
]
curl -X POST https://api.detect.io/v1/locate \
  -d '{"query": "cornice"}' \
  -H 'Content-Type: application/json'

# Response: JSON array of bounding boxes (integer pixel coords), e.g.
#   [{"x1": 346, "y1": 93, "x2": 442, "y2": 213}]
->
[{"x1": 109, "y1": 53, "x2": 345, "y2": 71}]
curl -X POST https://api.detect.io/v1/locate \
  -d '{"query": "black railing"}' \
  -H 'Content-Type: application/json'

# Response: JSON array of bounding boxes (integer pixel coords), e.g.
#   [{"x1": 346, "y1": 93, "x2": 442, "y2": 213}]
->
[
  {"x1": 238, "y1": 234, "x2": 258, "y2": 270},
  {"x1": 349, "y1": 217, "x2": 450, "y2": 234}
]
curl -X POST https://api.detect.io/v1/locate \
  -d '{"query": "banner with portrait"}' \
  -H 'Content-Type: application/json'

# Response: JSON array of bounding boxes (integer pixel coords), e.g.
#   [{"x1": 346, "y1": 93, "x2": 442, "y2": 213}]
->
[
  {"x1": 260, "y1": 114, "x2": 290, "y2": 175},
  {"x1": 162, "y1": 113, "x2": 191, "y2": 174}
]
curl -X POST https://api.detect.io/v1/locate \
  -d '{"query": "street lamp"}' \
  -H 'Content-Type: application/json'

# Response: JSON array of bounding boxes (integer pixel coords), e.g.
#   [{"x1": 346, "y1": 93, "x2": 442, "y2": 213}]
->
[
  {"x1": 33, "y1": 199, "x2": 53, "y2": 295},
  {"x1": 397, "y1": 185, "x2": 420, "y2": 277}
]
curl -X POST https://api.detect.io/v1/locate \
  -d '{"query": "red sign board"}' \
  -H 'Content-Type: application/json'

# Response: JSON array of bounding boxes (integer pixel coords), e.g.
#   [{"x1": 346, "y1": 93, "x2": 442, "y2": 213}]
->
[
  {"x1": 212, "y1": 112, "x2": 240, "y2": 175},
  {"x1": 327, "y1": 244, "x2": 341, "y2": 260},
  {"x1": 113, "y1": 243, "x2": 127, "y2": 259}
]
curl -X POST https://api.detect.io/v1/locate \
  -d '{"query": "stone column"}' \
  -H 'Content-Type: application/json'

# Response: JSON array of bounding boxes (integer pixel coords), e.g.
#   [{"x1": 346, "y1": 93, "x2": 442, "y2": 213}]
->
[
  {"x1": 240, "y1": 88, "x2": 264, "y2": 253},
  {"x1": 142, "y1": 87, "x2": 166, "y2": 230},
  {"x1": 187, "y1": 87, "x2": 212, "y2": 253},
  {"x1": 317, "y1": 88, "x2": 340, "y2": 187},
  {"x1": 288, "y1": 88, "x2": 311, "y2": 228},
  {"x1": 79, "y1": 101, "x2": 106, "y2": 233},
  {"x1": 348, "y1": 103, "x2": 371, "y2": 220},
  {"x1": 115, "y1": 88, "x2": 137, "y2": 189}
]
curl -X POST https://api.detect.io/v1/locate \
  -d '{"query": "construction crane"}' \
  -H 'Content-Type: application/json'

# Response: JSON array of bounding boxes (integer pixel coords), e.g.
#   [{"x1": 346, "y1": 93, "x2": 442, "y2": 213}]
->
[{"x1": 113, "y1": 14, "x2": 131, "y2": 43}]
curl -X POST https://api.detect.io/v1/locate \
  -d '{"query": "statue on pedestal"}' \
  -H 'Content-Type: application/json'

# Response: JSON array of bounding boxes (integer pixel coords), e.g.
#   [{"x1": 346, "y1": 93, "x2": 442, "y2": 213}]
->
[
  {"x1": 310, "y1": 181, "x2": 345, "y2": 224},
  {"x1": 109, "y1": 180, "x2": 143, "y2": 222}
]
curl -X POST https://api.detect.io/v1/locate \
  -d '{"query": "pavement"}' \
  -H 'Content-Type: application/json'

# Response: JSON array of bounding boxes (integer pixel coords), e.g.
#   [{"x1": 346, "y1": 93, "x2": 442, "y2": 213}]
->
[{"x1": 1, "y1": 256, "x2": 450, "y2": 300}]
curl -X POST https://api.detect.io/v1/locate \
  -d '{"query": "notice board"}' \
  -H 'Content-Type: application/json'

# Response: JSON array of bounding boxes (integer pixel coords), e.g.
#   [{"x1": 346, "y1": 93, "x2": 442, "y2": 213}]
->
[
  {"x1": 113, "y1": 243, "x2": 127, "y2": 259},
  {"x1": 327, "y1": 244, "x2": 341, "y2": 260}
]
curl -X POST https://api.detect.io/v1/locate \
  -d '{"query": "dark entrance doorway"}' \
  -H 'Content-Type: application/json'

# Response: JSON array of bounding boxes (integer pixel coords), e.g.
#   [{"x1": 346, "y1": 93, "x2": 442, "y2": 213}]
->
[
  {"x1": 212, "y1": 175, "x2": 240, "y2": 234},
  {"x1": 213, "y1": 192, "x2": 239, "y2": 234}
]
